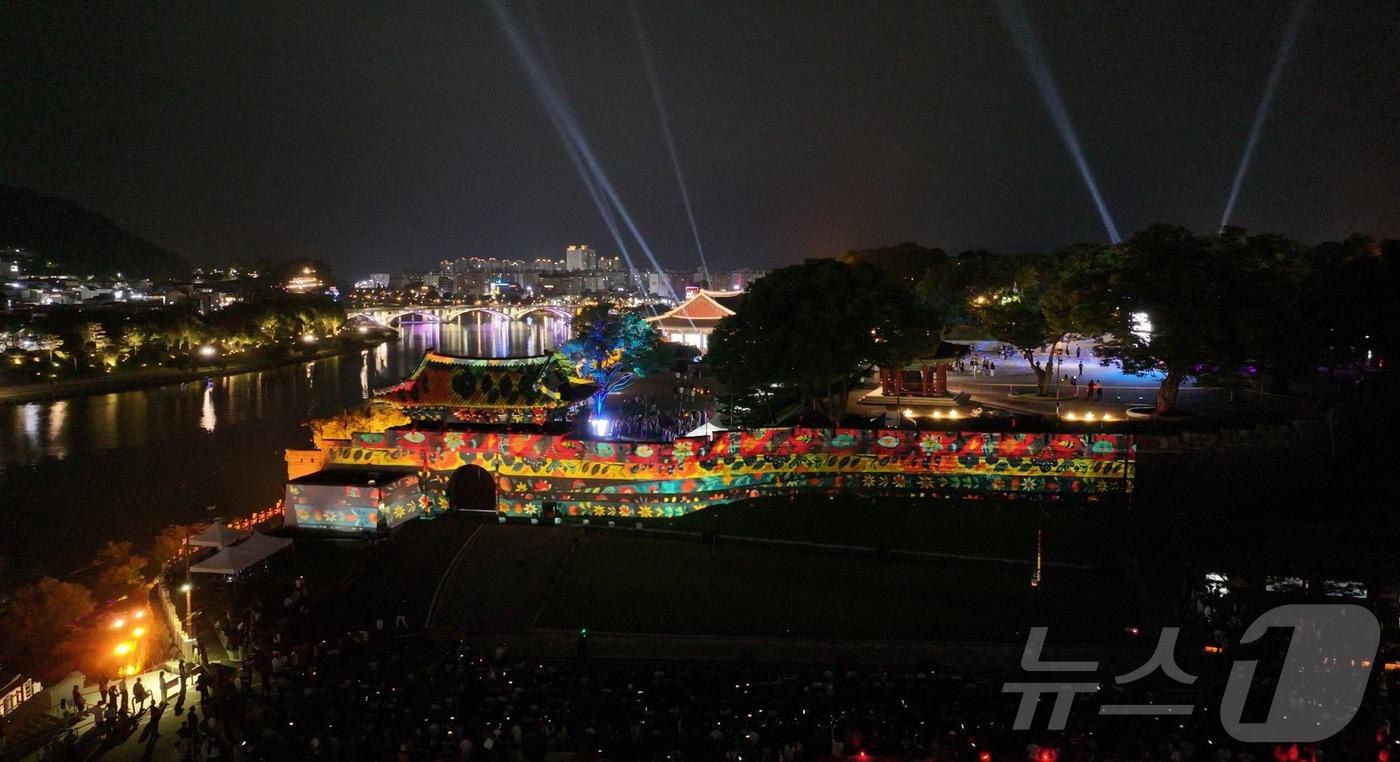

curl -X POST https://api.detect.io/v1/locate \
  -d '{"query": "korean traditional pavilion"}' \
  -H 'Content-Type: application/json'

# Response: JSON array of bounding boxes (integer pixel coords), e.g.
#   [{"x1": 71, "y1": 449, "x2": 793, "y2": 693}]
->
[
  {"x1": 872, "y1": 342, "x2": 971, "y2": 402},
  {"x1": 645, "y1": 289, "x2": 743, "y2": 353},
  {"x1": 375, "y1": 351, "x2": 596, "y2": 425}
]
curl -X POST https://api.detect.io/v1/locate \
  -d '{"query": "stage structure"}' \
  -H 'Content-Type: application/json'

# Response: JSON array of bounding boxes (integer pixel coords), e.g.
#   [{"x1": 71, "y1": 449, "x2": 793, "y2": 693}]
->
[
  {"x1": 284, "y1": 468, "x2": 425, "y2": 532},
  {"x1": 286, "y1": 352, "x2": 1135, "y2": 527}
]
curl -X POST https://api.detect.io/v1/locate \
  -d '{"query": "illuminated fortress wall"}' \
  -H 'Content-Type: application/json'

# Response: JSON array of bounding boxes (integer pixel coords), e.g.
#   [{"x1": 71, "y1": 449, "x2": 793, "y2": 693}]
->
[{"x1": 306, "y1": 427, "x2": 1134, "y2": 519}]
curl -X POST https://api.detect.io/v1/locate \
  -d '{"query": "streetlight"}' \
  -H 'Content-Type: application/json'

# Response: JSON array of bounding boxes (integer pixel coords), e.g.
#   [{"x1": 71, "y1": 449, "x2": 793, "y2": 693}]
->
[{"x1": 180, "y1": 582, "x2": 193, "y2": 634}]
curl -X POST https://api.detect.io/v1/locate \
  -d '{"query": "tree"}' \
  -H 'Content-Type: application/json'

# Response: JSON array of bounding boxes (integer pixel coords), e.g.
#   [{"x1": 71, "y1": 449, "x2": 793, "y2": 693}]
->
[
  {"x1": 1302, "y1": 234, "x2": 1400, "y2": 372},
  {"x1": 92, "y1": 540, "x2": 149, "y2": 602},
  {"x1": 1093, "y1": 225, "x2": 1302, "y2": 414},
  {"x1": 148, "y1": 524, "x2": 194, "y2": 573},
  {"x1": 978, "y1": 291, "x2": 1057, "y2": 394},
  {"x1": 0, "y1": 578, "x2": 94, "y2": 675},
  {"x1": 80, "y1": 322, "x2": 110, "y2": 355},
  {"x1": 310, "y1": 400, "x2": 411, "y2": 447},
  {"x1": 708, "y1": 259, "x2": 940, "y2": 421},
  {"x1": 559, "y1": 306, "x2": 669, "y2": 414},
  {"x1": 843, "y1": 242, "x2": 947, "y2": 287},
  {"x1": 1199, "y1": 229, "x2": 1309, "y2": 400}
]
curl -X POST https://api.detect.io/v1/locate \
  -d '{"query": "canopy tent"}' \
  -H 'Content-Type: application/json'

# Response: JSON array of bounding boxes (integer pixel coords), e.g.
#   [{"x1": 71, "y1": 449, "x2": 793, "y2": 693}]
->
[
  {"x1": 188, "y1": 522, "x2": 251, "y2": 549},
  {"x1": 189, "y1": 533, "x2": 293, "y2": 575},
  {"x1": 683, "y1": 419, "x2": 728, "y2": 438}
]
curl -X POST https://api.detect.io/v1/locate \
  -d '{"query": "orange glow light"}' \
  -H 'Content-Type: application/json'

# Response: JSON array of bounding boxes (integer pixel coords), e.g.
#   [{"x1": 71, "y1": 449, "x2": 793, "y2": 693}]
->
[
  {"x1": 132, "y1": 627, "x2": 146, "y2": 638},
  {"x1": 114, "y1": 642, "x2": 133, "y2": 657}
]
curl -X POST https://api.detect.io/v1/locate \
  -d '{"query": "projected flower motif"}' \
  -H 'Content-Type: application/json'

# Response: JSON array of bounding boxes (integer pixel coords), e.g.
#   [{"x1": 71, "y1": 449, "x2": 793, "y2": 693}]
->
[
  {"x1": 828, "y1": 433, "x2": 857, "y2": 449},
  {"x1": 672, "y1": 440, "x2": 694, "y2": 462},
  {"x1": 635, "y1": 444, "x2": 654, "y2": 458},
  {"x1": 1091, "y1": 439, "x2": 1117, "y2": 454},
  {"x1": 918, "y1": 434, "x2": 944, "y2": 455},
  {"x1": 443, "y1": 432, "x2": 465, "y2": 449}
]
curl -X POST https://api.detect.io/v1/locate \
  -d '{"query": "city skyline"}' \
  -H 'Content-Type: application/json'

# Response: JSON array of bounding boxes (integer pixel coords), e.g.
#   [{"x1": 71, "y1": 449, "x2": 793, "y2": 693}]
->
[{"x1": 2, "y1": 2, "x2": 1398, "y2": 279}]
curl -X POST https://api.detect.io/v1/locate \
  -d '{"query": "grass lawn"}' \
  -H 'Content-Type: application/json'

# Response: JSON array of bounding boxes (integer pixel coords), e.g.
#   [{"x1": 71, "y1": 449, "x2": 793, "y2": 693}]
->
[
  {"x1": 286, "y1": 513, "x2": 487, "y2": 633},
  {"x1": 537, "y1": 530, "x2": 1137, "y2": 643},
  {"x1": 651, "y1": 494, "x2": 1137, "y2": 569}
]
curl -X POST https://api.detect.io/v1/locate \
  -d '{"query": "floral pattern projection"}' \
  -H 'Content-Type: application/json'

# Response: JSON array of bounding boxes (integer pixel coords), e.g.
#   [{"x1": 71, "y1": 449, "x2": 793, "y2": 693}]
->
[
  {"x1": 285, "y1": 471, "x2": 425, "y2": 531},
  {"x1": 316, "y1": 427, "x2": 1135, "y2": 520}
]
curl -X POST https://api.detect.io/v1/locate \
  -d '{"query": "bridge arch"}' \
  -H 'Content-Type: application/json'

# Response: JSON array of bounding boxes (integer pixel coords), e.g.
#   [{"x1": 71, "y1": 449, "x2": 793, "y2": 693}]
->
[
  {"x1": 386, "y1": 310, "x2": 443, "y2": 326},
  {"x1": 517, "y1": 306, "x2": 574, "y2": 320},
  {"x1": 349, "y1": 304, "x2": 575, "y2": 326},
  {"x1": 442, "y1": 307, "x2": 514, "y2": 322}
]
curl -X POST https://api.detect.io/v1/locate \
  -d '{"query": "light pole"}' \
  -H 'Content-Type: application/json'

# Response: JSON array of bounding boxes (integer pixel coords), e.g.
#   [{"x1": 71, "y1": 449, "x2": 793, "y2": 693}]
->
[{"x1": 181, "y1": 581, "x2": 193, "y2": 636}]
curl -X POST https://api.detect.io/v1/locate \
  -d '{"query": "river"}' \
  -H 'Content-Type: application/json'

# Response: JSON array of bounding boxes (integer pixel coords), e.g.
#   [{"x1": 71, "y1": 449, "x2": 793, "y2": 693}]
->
[{"x1": 0, "y1": 315, "x2": 571, "y2": 583}]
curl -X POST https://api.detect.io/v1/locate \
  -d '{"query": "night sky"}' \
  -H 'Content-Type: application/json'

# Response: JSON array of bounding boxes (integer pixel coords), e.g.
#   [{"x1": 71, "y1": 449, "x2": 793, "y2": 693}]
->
[{"x1": 3, "y1": 1, "x2": 1398, "y2": 278}]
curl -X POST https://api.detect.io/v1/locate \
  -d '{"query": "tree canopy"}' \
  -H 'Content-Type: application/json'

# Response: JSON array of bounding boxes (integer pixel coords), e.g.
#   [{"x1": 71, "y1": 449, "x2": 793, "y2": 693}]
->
[
  {"x1": 708, "y1": 259, "x2": 941, "y2": 421},
  {"x1": 559, "y1": 305, "x2": 669, "y2": 413}
]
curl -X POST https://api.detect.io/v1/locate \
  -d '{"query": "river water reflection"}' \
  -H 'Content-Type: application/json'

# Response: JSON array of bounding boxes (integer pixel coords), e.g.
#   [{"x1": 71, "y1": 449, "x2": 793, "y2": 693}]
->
[{"x1": 0, "y1": 316, "x2": 570, "y2": 581}]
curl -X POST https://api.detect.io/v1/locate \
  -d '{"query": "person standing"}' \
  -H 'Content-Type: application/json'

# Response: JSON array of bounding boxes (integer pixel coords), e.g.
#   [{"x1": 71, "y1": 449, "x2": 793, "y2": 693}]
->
[
  {"x1": 132, "y1": 677, "x2": 148, "y2": 713},
  {"x1": 139, "y1": 700, "x2": 164, "y2": 742}
]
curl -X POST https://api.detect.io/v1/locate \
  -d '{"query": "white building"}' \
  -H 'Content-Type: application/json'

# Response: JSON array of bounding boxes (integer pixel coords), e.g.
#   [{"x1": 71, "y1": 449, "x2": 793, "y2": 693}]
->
[
  {"x1": 564, "y1": 244, "x2": 598, "y2": 272},
  {"x1": 644, "y1": 289, "x2": 744, "y2": 353}
]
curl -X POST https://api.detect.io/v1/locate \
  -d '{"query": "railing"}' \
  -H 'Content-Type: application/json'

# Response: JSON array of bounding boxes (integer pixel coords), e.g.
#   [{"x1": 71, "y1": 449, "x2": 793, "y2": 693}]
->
[
  {"x1": 229, "y1": 500, "x2": 284, "y2": 532},
  {"x1": 155, "y1": 579, "x2": 198, "y2": 663},
  {"x1": 0, "y1": 675, "x2": 41, "y2": 717}
]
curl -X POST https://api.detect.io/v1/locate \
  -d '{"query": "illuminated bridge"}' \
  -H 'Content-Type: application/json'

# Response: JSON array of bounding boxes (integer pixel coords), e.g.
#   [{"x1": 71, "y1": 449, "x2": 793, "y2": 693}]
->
[{"x1": 348, "y1": 304, "x2": 575, "y2": 327}]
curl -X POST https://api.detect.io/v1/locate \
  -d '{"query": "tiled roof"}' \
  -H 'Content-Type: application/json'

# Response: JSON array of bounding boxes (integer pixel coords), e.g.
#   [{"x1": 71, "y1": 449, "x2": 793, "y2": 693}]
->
[
  {"x1": 376, "y1": 352, "x2": 595, "y2": 413},
  {"x1": 645, "y1": 290, "x2": 743, "y2": 325}
]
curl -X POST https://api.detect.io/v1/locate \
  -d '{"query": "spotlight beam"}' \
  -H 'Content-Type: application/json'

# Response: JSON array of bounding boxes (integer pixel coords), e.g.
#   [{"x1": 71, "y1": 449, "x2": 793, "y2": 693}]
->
[
  {"x1": 1219, "y1": 0, "x2": 1308, "y2": 231},
  {"x1": 994, "y1": 0, "x2": 1121, "y2": 244},
  {"x1": 519, "y1": 8, "x2": 658, "y2": 314},
  {"x1": 629, "y1": 0, "x2": 710, "y2": 285},
  {"x1": 485, "y1": 0, "x2": 681, "y2": 304}
]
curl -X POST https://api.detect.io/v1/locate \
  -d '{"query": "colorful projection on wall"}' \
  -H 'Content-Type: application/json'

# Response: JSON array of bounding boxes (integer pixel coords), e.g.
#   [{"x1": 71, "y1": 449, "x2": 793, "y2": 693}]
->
[
  {"x1": 285, "y1": 469, "x2": 425, "y2": 531},
  {"x1": 304, "y1": 426, "x2": 1133, "y2": 520}
]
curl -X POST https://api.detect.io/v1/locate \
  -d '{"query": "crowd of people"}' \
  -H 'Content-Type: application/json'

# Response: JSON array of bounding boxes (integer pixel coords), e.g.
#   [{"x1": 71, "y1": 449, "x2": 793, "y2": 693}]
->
[
  {"x1": 609, "y1": 395, "x2": 707, "y2": 442},
  {"x1": 82, "y1": 572, "x2": 1388, "y2": 762}
]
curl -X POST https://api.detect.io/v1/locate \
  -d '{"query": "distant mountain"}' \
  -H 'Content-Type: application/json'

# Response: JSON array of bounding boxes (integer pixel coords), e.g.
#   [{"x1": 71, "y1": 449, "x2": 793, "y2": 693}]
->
[{"x1": 0, "y1": 184, "x2": 191, "y2": 280}]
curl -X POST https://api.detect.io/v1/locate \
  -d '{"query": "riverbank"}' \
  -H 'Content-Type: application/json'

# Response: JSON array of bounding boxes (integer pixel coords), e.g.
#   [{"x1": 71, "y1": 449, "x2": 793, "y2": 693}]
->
[{"x1": 0, "y1": 338, "x2": 390, "y2": 405}]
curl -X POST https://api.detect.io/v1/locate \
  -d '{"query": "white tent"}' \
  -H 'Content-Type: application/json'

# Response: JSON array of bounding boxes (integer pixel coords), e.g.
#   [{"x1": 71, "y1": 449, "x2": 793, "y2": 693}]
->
[
  {"x1": 188, "y1": 522, "x2": 251, "y2": 549},
  {"x1": 189, "y1": 533, "x2": 293, "y2": 575},
  {"x1": 683, "y1": 419, "x2": 728, "y2": 438}
]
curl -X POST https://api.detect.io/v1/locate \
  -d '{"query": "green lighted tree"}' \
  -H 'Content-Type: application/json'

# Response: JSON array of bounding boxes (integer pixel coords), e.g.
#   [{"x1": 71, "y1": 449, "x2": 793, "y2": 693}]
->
[{"x1": 559, "y1": 305, "x2": 669, "y2": 413}]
